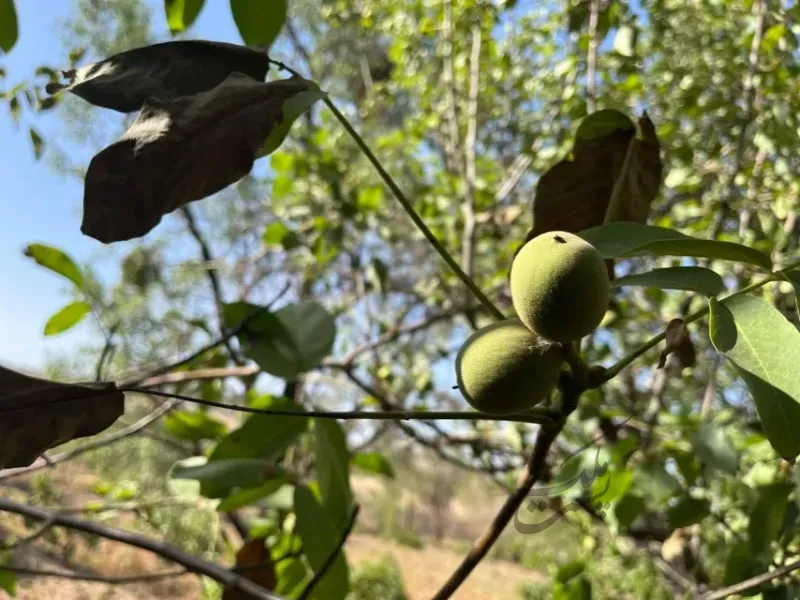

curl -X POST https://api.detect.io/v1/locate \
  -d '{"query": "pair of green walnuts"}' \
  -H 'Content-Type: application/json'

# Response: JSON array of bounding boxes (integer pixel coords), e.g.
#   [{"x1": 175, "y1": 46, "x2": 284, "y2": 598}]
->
[{"x1": 456, "y1": 231, "x2": 610, "y2": 415}]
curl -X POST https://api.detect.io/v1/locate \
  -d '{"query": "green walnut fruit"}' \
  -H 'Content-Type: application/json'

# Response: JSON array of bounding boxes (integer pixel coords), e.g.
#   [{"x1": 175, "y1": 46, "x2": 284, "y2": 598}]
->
[
  {"x1": 455, "y1": 319, "x2": 563, "y2": 415},
  {"x1": 510, "y1": 231, "x2": 610, "y2": 343}
]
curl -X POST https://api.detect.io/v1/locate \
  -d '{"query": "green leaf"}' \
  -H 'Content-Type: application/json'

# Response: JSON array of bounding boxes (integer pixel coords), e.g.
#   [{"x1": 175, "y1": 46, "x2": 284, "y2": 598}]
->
[
  {"x1": 590, "y1": 468, "x2": 632, "y2": 505},
  {"x1": 611, "y1": 267, "x2": 724, "y2": 297},
  {"x1": 217, "y1": 478, "x2": 286, "y2": 512},
  {"x1": 164, "y1": 0, "x2": 205, "y2": 33},
  {"x1": 210, "y1": 395, "x2": 308, "y2": 461},
  {"x1": 579, "y1": 223, "x2": 772, "y2": 270},
  {"x1": 263, "y1": 221, "x2": 301, "y2": 250},
  {"x1": 553, "y1": 570, "x2": 592, "y2": 600},
  {"x1": 163, "y1": 410, "x2": 227, "y2": 442},
  {"x1": 0, "y1": 569, "x2": 16, "y2": 595},
  {"x1": 723, "y1": 541, "x2": 767, "y2": 586},
  {"x1": 275, "y1": 556, "x2": 309, "y2": 595},
  {"x1": 555, "y1": 560, "x2": 585, "y2": 583},
  {"x1": 24, "y1": 243, "x2": 84, "y2": 288},
  {"x1": 225, "y1": 301, "x2": 336, "y2": 379},
  {"x1": 783, "y1": 270, "x2": 800, "y2": 316},
  {"x1": 575, "y1": 109, "x2": 634, "y2": 141},
  {"x1": 259, "y1": 88, "x2": 325, "y2": 157},
  {"x1": 29, "y1": 127, "x2": 44, "y2": 159},
  {"x1": 691, "y1": 423, "x2": 738, "y2": 474},
  {"x1": 172, "y1": 457, "x2": 284, "y2": 499},
  {"x1": 613, "y1": 24, "x2": 637, "y2": 57},
  {"x1": 351, "y1": 452, "x2": 395, "y2": 478},
  {"x1": 709, "y1": 296, "x2": 800, "y2": 459},
  {"x1": 230, "y1": 0, "x2": 287, "y2": 48},
  {"x1": 43, "y1": 301, "x2": 91, "y2": 336},
  {"x1": 293, "y1": 486, "x2": 350, "y2": 600},
  {"x1": 614, "y1": 493, "x2": 645, "y2": 529},
  {"x1": 667, "y1": 495, "x2": 710, "y2": 529},
  {"x1": 749, "y1": 483, "x2": 793, "y2": 554},
  {"x1": 314, "y1": 420, "x2": 353, "y2": 529},
  {"x1": 0, "y1": 0, "x2": 18, "y2": 53},
  {"x1": 634, "y1": 461, "x2": 681, "y2": 504}
]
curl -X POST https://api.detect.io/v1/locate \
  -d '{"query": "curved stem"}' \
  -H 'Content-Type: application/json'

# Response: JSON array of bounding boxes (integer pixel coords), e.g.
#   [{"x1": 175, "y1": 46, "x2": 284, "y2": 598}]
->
[{"x1": 321, "y1": 97, "x2": 504, "y2": 321}]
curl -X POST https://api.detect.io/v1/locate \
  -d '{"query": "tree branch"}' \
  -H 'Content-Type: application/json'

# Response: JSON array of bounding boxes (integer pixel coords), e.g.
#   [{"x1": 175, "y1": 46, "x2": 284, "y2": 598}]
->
[
  {"x1": 0, "y1": 565, "x2": 189, "y2": 585},
  {"x1": 460, "y1": 26, "x2": 481, "y2": 280},
  {"x1": 0, "y1": 497, "x2": 286, "y2": 600},
  {"x1": 703, "y1": 559, "x2": 800, "y2": 600}
]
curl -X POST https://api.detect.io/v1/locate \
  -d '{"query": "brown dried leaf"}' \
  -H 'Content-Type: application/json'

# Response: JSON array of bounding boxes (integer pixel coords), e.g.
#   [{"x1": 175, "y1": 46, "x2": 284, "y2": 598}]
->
[
  {"x1": 530, "y1": 111, "x2": 662, "y2": 237},
  {"x1": 222, "y1": 537, "x2": 277, "y2": 599},
  {"x1": 0, "y1": 365, "x2": 124, "y2": 469},
  {"x1": 82, "y1": 73, "x2": 321, "y2": 243},
  {"x1": 47, "y1": 40, "x2": 269, "y2": 113},
  {"x1": 658, "y1": 319, "x2": 696, "y2": 370}
]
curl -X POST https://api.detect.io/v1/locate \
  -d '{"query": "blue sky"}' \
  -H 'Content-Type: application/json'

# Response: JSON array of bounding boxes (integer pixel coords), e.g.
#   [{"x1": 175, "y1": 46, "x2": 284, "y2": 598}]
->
[{"x1": 0, "y1": 0, "x2": 248, "y2": 373}]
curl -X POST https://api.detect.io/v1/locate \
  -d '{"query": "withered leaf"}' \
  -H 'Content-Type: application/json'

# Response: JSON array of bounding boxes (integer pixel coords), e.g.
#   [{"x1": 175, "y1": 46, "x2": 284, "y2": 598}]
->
[
  {"x1": 658, "y1": 319, "x2": 696, "y2": 370},
  {"x1": 0, "y1": 364, "x2": 124, "y2": 469},
  {"x1": 82, "y1": 73, "x2": 322, "y2": 243},
  {"x1": 222, "y1": 537, "x2": 277, "y2": 599},
  {"x1": 46, "y1": 40, "x2": 269, "y2": 113},
  {"x1": 530, "y1": 111, "x2": 662, "y2": 237}
]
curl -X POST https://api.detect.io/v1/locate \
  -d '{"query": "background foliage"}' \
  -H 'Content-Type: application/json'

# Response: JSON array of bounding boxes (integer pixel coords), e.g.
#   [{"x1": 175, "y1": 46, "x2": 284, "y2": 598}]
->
[{"x1": 1, "y1": 0, "x2": 800, "y2": 599}]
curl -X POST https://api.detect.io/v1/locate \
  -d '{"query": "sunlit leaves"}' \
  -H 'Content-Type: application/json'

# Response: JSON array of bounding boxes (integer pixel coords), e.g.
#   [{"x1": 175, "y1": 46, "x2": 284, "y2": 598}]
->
[
  {"x1": 164, "y1": 0, "x2": 206, "y2": 33},
  {"x1": 43, "y1": 301, "x2": 91, "y2": 336},
  {"x1": 351, "y1": 452, "x2": 394, "y2": 478},
  {"x1": 230, "y1": 0, "x2": 288, "y2": 49},
  {"x1": 709, "y1": 296, "x2": 800, "y2": 459},
  {"x1": 24, "y1": 243, "x2": 84, "y2": 288}
]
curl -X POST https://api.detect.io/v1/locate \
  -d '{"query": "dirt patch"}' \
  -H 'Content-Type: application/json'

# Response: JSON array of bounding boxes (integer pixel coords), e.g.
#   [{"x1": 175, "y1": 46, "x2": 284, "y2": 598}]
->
[{"x1": 346, "y1": 533, "x2": 545, "y2": 600}]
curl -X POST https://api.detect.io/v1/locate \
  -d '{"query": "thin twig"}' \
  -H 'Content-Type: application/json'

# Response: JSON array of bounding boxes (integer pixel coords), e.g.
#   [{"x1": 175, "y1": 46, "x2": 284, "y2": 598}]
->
[
  {"x1": 703, "y1": 559, "x2": 800, "y2": 600},
  {"x1": 181, "y1": 205, "x2": 242, "y2": 364},
  {"x1": 297, "y1": 505, "x2": 360, "y2": 600},
  {"x1": 0, "y1": 498, "x2": 286, "y2": 600},
  {"x1": 0, "y1": 517, "x2": 56, "y2": 550},
  {"x1": 441, "y1": 0, "x2": 464, "y2": 176},
  {"x1": 118, "y1": 388, "x2": 559, "y2": 425},
  {"x1": 121, "y1": 284, "x2": 289, "y2": 386},
  {"x1": 0, "y1": 565, "x2": 189, "y2": 584},
  {"x1": 586, "y1": 0, "x2": 599, "y2": 112},
  {"x1": 0, "y1": 398, "x2": 179, "y2": 482}
]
